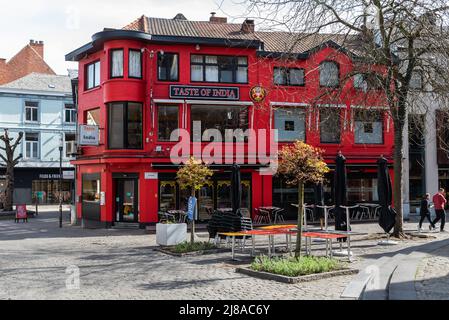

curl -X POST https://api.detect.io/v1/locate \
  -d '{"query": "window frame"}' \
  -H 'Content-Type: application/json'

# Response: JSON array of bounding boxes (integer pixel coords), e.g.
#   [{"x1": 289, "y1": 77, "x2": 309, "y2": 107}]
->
[
  {"x1": 319, "y1": 60, "x2": 340, "y2": 88},
  {"x1": 128, "y1": 49, "x2": 143, "y2": 79},
  {"x1": 157, "y1": 52, "x2": 179, "y2": 82},
  {"x1": 107, "y1": 101, "x2": 143, "y2": 150},
  {"x1": 273, "y1": 106, "x2": 307, "y2": 142},
  {"x1": 24, "y1": 132, "x2": 40, "y2": 159},
  {"x1": 24, "y1": 101, "x2": 39, "y2": 123},
  {"x1": 85, "y1": 60, "x2": 101, "y2": 90},
  {"x1": 190, "y1": 54, "x2": 248, "y2": 84},
  {"x1": 64, "y1": 103, "x2": 76, "y2": 124},
  {"x1": 157, "y1": 105, "x2": 180, "y2": 142},
  {"x1": 109, "y1": 49, "x2": 124, "y2": 79},
  {"x1": 319, "y1": 107, "x2": 342, "y2": 144},
  {"x1": 273, "y1": 67, "x2": 305, "y2": 87},
  {"x1": 353, "y1": 109, "x2": 384, "y2": 145}
]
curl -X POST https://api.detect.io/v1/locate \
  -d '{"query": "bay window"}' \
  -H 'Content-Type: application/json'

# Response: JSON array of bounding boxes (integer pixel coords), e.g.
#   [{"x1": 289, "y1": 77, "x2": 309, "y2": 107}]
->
[
  {"x1": 320, "y1": 108, "x2": 341, "y2": 144},
  {"x1": 274, "y1": 107, "x2": 306, "y2": 141},
  {"x1": 158, "y1": 105, "x2": 179, "y2": 141},
  {"x1": 86, "y1": 61, "x2": 100, "y2": 89},
  {"x1": 158, "y1": 53, "x2": 179, "y2": 81},
  {"x1": 191, "y1": 55, "x2": 248, "y2": 83},
  {"x1": 108, "y1": 102, "x2": 142, "y2": 149},
  {"x1": 354, "y1": 110, "x2": 383, "y2": 144},
  {"x1": 191, "y1": 105, "x2": 249, "y2": 142},
  {"x1": 129, "y1": 49, "x2": 142, "y2": 78},
  {"x1": 110, "y1": 49, "x2": 124, "y2": 78}
]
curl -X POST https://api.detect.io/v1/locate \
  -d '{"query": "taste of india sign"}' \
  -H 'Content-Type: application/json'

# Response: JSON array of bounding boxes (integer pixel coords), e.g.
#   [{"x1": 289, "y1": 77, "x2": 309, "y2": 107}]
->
[{"x1": 170, "y1": 85, "x2": 240, "y2": 100}]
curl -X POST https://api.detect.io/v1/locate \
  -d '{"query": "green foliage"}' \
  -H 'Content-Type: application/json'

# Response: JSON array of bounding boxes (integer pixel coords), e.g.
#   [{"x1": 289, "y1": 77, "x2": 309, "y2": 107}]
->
[
  {"x1": 250, "y1": 255, "x2": 342, "y2": 277},
  {"x1": 176, "y1": 157, "x2": 213, "y2": 192},
  {"x1": 168, "y1": 241, "x2": 217, "y2": 253}
]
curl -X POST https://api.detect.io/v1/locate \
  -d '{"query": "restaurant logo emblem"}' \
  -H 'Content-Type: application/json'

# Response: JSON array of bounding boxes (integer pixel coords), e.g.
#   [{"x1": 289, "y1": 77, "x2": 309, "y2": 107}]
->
[{"x1": 250, "y1": 86, "x2": 267, "y2": 103}]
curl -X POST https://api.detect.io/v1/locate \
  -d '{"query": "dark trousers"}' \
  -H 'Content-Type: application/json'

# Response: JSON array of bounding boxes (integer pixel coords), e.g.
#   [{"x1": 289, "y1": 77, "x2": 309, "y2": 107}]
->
[
  {"x1": 432, "y1": 209, "x2": 446, "y2": 231},
  {"x1": 419, "y1": 214, "x2": 435, "y2": 229}
]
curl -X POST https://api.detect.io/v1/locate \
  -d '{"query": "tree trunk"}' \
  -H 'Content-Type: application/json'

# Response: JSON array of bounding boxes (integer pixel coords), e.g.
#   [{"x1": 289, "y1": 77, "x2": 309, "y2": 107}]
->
[
  {"x1": 190, "y1": 189, "x2": 196, "y2": 244},
  {"x1": 392, "y1": 117, "x2": 407, "y2": 238},
  {"x1": 295, "y1": 182, "x2": 304, "y2": 258},
  {"x1": 4, "y1": 163, "x2": 14, "y2": 211}
]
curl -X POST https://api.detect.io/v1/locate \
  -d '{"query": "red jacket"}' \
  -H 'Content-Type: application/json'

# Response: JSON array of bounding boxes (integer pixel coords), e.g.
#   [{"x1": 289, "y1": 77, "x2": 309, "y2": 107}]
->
[{"x1": 433, "y1": 193, "x2": 447, "y2": 210}]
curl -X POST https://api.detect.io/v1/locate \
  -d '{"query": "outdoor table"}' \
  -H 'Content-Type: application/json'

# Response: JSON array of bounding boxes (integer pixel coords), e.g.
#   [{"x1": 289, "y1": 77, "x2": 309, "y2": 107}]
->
[
  {"x1": 258, "y1": 206, "x2": 281, "y2": 223},
  {"x1": 357, "y1": 203, "x2": 381, "y2": 219},
  {"x1": 302, "y1": 232, "x2": 349, "y2": 260}
]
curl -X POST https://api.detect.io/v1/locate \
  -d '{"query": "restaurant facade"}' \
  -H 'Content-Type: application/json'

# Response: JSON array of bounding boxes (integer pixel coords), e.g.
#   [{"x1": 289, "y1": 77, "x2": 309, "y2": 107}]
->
[{"x1": 66, "y1": 13, "x2": 394, "y2": 228}]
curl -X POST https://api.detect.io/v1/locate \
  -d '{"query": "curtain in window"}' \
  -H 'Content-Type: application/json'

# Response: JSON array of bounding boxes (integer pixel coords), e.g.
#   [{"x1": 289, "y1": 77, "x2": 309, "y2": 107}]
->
[
  {"x1": 191, "y1": 65, "x2": 203, "y2": 81},
  {"x1": 289, "y1": 69, "x2": 304, "y2": 86},
  {"x1": 94, "y1": 61, "x2": 101, "y2": 86},
  {"x1": 205, "y1": 66, "x2": 219, "y2": 82},
  {"x1": 87, "y1": 64, "x2": 95, "y2": 88},
  {"x1": 111, "y1": 50, "x2": 123, "y2": 77},
  {"x1": 237, "y1": 66, "x2": 248, "y2": 83},
  {"x1": 129, "y1": 50, "x2": 141, "y2": 78},
  {"x1": 273, "y1": 68, "x2": 286, "y2": 85},
  {"x1": 169, "y1": 54, "x2": 178, "y2": 80},
  {"x1": 109, "y1": 103, "x2": 125, "y2": 148}
]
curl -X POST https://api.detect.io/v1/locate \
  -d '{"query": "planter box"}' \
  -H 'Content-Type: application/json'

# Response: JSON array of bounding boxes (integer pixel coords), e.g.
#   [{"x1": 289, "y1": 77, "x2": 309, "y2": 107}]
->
[
  {"x1": 236, "y1": 267, "x2": 359, "y2": 284},
  {"x1": 156, "y1": 223, "x2": 187, "y2": 246}
]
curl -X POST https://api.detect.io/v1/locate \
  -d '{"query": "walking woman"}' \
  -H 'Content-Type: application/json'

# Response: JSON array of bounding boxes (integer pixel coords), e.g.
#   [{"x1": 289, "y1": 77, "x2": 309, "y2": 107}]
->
[{"x1": 419, "y1": 193, "x2": 435, "y2": 232}]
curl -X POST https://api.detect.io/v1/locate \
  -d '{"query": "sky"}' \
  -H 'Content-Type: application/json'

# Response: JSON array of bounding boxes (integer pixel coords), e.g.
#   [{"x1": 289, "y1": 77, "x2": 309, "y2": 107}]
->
[{"x1": 0, "y1": 0, "x2": 249, "y2": 75}]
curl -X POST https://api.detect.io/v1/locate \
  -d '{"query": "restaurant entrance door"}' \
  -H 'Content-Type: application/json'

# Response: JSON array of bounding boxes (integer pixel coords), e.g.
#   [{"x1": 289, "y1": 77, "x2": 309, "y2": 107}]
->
[{"x1": 114, "y1": 177, "x2": 138, "y2": 223}]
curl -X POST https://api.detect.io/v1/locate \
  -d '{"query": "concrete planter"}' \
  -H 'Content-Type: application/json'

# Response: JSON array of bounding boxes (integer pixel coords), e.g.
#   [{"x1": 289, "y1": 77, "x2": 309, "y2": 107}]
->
[{"x1": 156, "y1": 223, "x2": 187, "y2": 246}]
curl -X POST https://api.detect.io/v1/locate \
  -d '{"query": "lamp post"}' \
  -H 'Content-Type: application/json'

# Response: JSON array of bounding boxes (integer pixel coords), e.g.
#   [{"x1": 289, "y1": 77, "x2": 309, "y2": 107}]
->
[{"x1": 59, "y1": 138, "x2": 63, "y2": 228}]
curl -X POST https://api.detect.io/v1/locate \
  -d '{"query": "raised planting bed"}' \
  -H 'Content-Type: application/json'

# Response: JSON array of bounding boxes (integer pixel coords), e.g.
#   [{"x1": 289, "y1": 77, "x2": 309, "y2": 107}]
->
[
  {"x1": 236, "y1": 256, "x2": 358, "y2": 284},
  {"x1": 155, "y1": 241, "x2": 230, "y2": 257}
]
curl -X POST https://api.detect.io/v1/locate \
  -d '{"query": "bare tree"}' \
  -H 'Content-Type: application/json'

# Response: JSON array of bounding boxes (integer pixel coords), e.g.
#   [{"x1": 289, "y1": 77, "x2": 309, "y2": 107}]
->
[
  {"x1": 234, "y1": 0, "x2": 449, "y2": 237},
  {"x1": 0, "y1": 129, "x2": 23, "y2": 211}
]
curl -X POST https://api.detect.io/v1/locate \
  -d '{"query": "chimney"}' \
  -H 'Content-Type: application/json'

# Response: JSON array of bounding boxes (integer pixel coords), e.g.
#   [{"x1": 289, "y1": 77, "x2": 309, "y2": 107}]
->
[
  {"x1": 241, "y1": 19, "x2": 255, "y2": 34},
  {"x1": 29, "y1": 39, "x2": 44, "y2": 58},
  {"x1": 209, "y1": 12, "x2": 227, "y2": 24}
]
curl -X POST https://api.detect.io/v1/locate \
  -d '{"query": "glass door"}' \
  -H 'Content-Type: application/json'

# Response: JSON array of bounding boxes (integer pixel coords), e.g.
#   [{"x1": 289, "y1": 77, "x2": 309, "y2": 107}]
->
[{"x1": 115, "y1": 179, "x2": 138, "y2": 222}]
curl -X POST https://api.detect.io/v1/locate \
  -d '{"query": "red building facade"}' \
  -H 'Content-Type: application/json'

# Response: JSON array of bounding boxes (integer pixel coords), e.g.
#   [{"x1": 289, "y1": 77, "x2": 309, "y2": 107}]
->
[{"x1": 66, "y1": 14, "x2": 394, "y2": 227}]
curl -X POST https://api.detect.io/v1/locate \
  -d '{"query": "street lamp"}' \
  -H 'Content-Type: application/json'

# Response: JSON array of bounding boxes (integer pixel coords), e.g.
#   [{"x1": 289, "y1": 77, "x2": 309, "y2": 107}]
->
[{"x1": 59, "y1": 137, "x2": 63, "y2": 228}]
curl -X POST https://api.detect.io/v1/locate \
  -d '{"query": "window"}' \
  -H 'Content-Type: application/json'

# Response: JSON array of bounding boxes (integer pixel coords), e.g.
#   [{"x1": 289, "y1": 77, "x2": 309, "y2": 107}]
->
[
  {"x1": 25, "y1": 132, "x2": 39, "y2": 159},
  {"x1": 320, "y1": 108, "x2": 341, "y2": 143},
  {"x1": 25, "y1": 101, "x2": 38, "y2": 122},
  {"x1": 86, "y1": 61, "x2": 100, "y2": 89},
  {"x1": 274, "y1": 107, "x2": 306, "y2": 141},
  {"x1": 410, "y1": 71, "x2": 423, "y2": 90},
  {"x1": 82, "y1": 175, "x2": 100, "y2": 203},
  {"x1": 65, "y1": 133, "x2": 76, "y2": 157},
  {"x1": 110, "y1": 49, "x2": 123, "y2": 78},
  {"x1": 191, "y1": 105, "x2": 249, "y2": 142},
  {"x1": 129, "y1": 49, "x2": 142, "y2": 78},
  {"x1": 86, "y1": 108, "x2": 100, "y2": 126},
  {"x1": 158, "y1": 105, "x2": 179, "y2": 141},
  {"x1": 273, "y1": 68, "x2": 305, "y2": 86},
  {"x1": 319, "y1": 61, "x2": 339, "y2": 87},
  {"x1": 190, "y1": 55, "x2": 248, "y2": 83},
  {"x1": 158, "y1": 53, "x2": 179, "y2": 81},
  {"x1": 64, "y1": 104, "x2": 76, "y2": 123},
  {"x1": 108, "y1": 102, "x2": 143, "y2": 149},
  {"x1": 354, "y1": 73, "x2": 384, "y2": 91},
  {"x1": 354, "y1": 110, "x2": 383, "y2": 144}
]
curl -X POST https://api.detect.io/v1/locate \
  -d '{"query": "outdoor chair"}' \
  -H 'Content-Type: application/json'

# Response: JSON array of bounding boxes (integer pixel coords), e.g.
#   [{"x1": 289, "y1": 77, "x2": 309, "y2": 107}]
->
[
  {"x1": 254, "y1": 208, "x2": 271, "y2": 225},
  {"x1": 158, "y1": 211, "x2": 176, "y2": 223},
  {"x1": 273, "y1": 208, "x2": 285, "y2": 224}
]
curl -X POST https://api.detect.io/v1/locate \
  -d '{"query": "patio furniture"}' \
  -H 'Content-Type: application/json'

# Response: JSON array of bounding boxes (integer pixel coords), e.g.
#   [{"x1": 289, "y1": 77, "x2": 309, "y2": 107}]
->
[
  {"x1": 168, "y1": 210, "x2": 188, "y2": 223},
  {"x1": 272, "y1": 208, "x2": 285, "y2": 224},
  {"x1": 302, "y1": 232, "x2": 350, "y2": 260},
  {"x1": 158, "y1": 211, "x2": 176, "y2": 223},
  {"x1": 254, "y1": 208, "x2": 271, "y2": 225}
]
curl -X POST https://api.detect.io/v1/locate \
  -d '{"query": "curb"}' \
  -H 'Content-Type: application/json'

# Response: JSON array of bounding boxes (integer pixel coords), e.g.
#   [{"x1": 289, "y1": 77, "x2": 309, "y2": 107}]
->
[
  {"x1": 154, "y1": 247, "x2": 230, "y2": 257},
  {"x1": 236, "y1": 267, "x2": 358, "y2": 284}
]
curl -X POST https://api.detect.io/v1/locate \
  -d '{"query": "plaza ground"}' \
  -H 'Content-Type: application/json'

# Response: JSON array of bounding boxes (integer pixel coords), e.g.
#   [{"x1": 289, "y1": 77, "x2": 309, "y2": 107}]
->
[{"x1": 0, "y1": 209, "x2": 448, "y2": 300}]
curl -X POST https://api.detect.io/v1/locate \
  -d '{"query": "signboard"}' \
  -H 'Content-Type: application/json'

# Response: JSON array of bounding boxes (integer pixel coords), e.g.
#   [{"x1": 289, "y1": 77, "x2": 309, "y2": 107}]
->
[
  {"x1": 79, "y1": 125, "x2": 99, "y2": 146},
  {"x1": 63, "y1": 171, "x2": 75, "y2": 180},
  {"x1": 170, "y1": 85, "x2": 240, "y2": 100},
  {"x1": 16, "y1": 204, "x2": 27, "y2": 219},
  {"x1": 144, "y1": 172, "x2": 158, "y2": 180},
  {"x1": 187, "y1": 196, "x2": 197, "y2": 221}
]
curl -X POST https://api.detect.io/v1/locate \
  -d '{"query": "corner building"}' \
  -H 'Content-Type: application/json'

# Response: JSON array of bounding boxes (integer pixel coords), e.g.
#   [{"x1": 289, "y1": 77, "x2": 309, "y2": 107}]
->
[{"x1": 66, "y1": 14, "x2": 394, "y2": 228}]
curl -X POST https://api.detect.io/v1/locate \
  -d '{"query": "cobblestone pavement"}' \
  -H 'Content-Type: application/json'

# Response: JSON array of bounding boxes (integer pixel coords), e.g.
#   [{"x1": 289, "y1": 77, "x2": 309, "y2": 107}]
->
[
  {"x1": 416, "y1": 242, "x2": 449, "y2": 300},
  {"x1": 0, "y1": 212, "x2": 448, "y2": 300}
]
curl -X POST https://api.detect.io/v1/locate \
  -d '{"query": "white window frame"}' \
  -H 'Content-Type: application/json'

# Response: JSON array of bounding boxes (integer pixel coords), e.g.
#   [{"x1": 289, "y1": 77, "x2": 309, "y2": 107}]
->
[
  {"x1": 64, "y1": 104, "x2": 76, "y2": 123},
  {"x1": 25, "y1": 101, "x2": 39, "y2": 123},
  {"x1": 24, "y1": 132, "x2": 39, "y2": 160}
]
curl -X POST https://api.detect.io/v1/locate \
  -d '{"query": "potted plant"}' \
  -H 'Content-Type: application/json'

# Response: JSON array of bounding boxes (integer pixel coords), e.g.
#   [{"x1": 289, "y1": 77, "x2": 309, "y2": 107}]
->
[{"x1": 156, "y1": 218, "x2": 188, "y2": 246}]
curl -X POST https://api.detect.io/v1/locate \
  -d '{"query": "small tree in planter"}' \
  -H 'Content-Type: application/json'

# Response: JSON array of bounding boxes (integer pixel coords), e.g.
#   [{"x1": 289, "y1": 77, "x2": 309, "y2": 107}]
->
[
  {"x1": 278, "y1": 141, "x2": 329, "y2": 257},
  {"x1": 176, "y1": 157, "x2": 213, "y2": 244}
]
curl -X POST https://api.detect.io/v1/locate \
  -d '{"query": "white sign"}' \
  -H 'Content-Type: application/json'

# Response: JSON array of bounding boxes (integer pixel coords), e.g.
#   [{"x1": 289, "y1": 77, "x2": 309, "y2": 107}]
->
[
  {"x1": 144, "y1": 172, "x2": 158, "y2": 180},
  {"x1": 100, "y1": 191, "x2": 105, "y2": 206},
  {"x1": 63, "y1": 171, "x2": 75, "y2": 180},
  {"x1": 79, "y1": 125, "x2": 99, "y2": 146}
]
